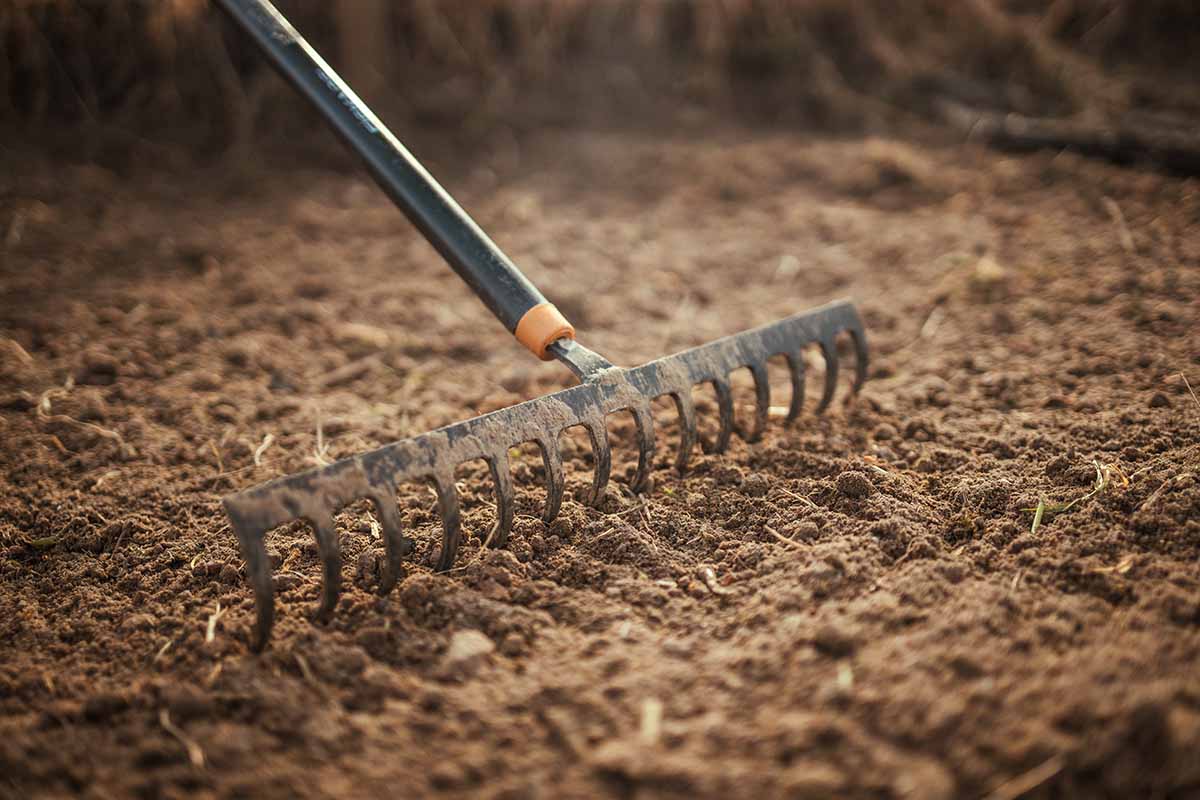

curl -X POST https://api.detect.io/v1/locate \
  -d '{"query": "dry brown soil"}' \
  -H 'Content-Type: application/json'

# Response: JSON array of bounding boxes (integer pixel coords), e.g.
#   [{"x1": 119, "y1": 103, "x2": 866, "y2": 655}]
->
[{"x1": 2, "y1": 119, "x2": 1199, "y2": 799}]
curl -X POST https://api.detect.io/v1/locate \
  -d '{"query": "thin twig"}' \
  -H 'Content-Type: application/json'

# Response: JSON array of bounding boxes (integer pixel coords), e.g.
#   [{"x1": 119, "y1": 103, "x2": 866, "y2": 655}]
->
[
  {"x1": 764, "y1": 525, "x2": 801, "y2": 549},
  {"x1": 775, "y1": 486, "x2": 818, "y2": 509}
]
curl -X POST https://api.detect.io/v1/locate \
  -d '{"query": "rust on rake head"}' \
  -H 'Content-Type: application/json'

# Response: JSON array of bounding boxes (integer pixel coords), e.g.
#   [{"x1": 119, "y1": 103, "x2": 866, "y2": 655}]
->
[{"x1": 223, "y1": 299, "x2": 867, "y2": 649}]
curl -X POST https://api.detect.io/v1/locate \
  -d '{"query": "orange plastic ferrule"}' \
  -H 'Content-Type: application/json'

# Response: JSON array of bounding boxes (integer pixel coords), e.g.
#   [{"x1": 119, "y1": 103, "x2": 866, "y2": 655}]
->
[{"x1": 514, "y1": 303, "x2": 575, "y2": 360}]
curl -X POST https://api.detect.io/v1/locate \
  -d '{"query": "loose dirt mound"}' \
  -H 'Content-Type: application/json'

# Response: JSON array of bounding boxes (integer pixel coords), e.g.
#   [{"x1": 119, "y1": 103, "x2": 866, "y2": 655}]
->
[{"x1": 2, "y1": 122, "x2": 1198, "y2": 798}]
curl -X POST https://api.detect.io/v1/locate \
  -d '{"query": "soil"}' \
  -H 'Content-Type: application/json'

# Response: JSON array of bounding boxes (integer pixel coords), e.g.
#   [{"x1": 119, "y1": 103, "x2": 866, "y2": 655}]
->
[{"x1": 2, "y1": 113, "x2": 1199, "y2": 799}]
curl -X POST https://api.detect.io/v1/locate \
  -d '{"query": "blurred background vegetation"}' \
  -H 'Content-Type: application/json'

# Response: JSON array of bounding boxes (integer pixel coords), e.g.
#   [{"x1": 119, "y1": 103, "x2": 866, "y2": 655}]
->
[{"x1": 2, "y1": 0, "x2": 1198, "y2": 166}]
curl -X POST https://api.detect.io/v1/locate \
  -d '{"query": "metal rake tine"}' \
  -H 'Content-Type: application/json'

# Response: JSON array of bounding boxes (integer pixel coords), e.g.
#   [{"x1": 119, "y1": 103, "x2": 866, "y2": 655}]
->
[
  {"x1": 671, "y1": 391, "x2": 698, "y2": 472},
  {"x1": 368, "y1": 489, "x2": 409, "y2": 595},
  {"x1": 741, "y1": 362, "x2": 770, "y2": 442},
  {"x1": 816, "y1": 339, "x2": 839, "y2": 414},
  {"x1": 849, "y1": 325, "x2": 869, "y2": 393},
  {"x1": 312, "y1": 515, "x2": 341, "y2": 622},
  {"x1": 702, "y1": 379, "x2": 735, "y2": 454},
  {"x1": 487, "y1": 450, "x2": 515, "y2": 548},
  {"x1": 238, "y1": 528, "x2": 275, "y2": 652},
  {"x1": 540, "y1": 439, "x2": 566, "y2": 523},
  {"x1": 433, "y1": 475, "x2": 462, "y2": 572},
  {"x1": 630, "y1": 406, "x2": 656, "y2": 493},
  {"x1": 784, "y1": 351, "x2": 806, "y2": 422},
  {"x1": 583, "y1": 418, "x2": 611, "y2": 507}
]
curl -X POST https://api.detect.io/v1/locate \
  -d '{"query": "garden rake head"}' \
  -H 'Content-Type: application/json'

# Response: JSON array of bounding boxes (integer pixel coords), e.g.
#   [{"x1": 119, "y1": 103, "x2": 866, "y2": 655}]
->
[{"x1": 216, "y1": 0, "x2": 870, "y2": 649}]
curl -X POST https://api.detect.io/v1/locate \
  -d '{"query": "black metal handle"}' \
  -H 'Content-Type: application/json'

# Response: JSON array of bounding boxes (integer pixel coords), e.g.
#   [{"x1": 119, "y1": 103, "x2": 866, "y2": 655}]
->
[{"x1": 213, "y1": 0, "x2": 572, "y2": 356}]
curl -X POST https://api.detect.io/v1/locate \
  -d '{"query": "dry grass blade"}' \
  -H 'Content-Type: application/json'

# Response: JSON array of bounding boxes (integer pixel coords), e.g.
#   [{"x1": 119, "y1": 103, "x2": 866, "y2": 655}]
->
[
  {"x1": 1026, "y1": 459, "x2": 1126, "y2": 532},
  {"x1": 764, "y1": 524, "x2": 801, "y2": 549},
  {"x1": 310, "y1": 413, "x2": 332, "y2": 467},
  {"x1": 984, "y1": 754, "x2": 1064, "y2": 800},
  {"x1": 1030, "y1": 496, "x2": 1046, "y2": 535},
  {"x1": 37, "y1": 386, "x2": 134, "y2": 457},
  {"x1": 205, "y1": 601, "x2": 226, "y2": 644},
  {"x1": 1181, "y1": 372, "x2": 1200, "y2": 414},
  {"x1": 153, "y1": 639, "x2": 174, "y2": 664},
  {"x1": 775, "y1": 486, "x2": 818, "y2": 509},
  {"x1": 159, "y1": 710, "x2": 205, "y2": 768},
  {"x1": 699, "y1": 566, "x2": 731, "y2": 596},
  {"x1": 253, "y1": 433, "x2": 275, "y2": 466}
]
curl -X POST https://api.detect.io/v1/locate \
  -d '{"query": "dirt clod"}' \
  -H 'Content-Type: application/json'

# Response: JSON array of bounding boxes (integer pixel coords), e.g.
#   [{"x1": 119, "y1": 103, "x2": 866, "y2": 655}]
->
[{"x1": 835, "y1": 470, "x2": 875, "y2": 499}]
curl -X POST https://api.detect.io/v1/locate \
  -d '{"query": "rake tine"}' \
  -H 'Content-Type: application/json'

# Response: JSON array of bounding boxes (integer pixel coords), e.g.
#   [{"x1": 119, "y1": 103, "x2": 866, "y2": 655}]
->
[
  {"x1": 816, "y1": 339, "x2": 839, "y2": 414},
  {"x1": 742, "y1": 362, "x2": 771, "y2": 442},
  {"x1": 630, "y1": 405, "x2": 656, "y2": 493},
  {"x1": 672, "y1": 391, "x2": 698, "y2": 472},
  {"x1": 487, "y1": 450, "x2": 515, "y2": 548},
  {"x1": 583, "y1": 418, "x2": 611, "y2": 507},
  {"x1": 312, "y1": 514, "x2": 341, "y2": 622},
  {"x1": 238, "y1": 527, "x2": 274, "y2": 652},
  {"x1": 784, "y1": 351, "x2": 806, "y2": 422},
  {"x1": 368, "y1": 490, "x2": 408, "y2": 595},
  {"x1": 849, "y1": 325, "x2": 869, "y2": 392},
  {"x1": 702, "y1": 379, "x2": 735, "y2": 454},
  {"x1": 433, "y1": 475, "x2": 462, "y2": 572},
  {"x1": 540, "y1": 439, "x2": 566, "y2": 523}
]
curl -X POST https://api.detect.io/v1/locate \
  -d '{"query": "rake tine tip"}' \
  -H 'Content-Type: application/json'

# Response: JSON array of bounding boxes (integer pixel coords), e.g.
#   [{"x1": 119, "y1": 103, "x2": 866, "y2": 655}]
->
[
  {"x1": 744, "y1": 362, "x2": 770, "y2": 443},
  {"x1": 311, "y1": 515, "x2": 341, "y2": 623},
  {"x1": 671, "y1": 391, "x2": 698, "y2": 473},
  {"x1": 583, "y1": 419, "x2": 612, "y2": 507},
  {"x1": 704, "y1": 379, "x2": 734, "y2": 454},
  {"x1": 432, "y1": 475, "x2": 463, "y2": 572},
  {"x1": 231, "y1": 522, "x2": 275, "y2": 652},
  {"x1": 368, "y1": 490, "x2": 407, "y2": 596},
  {"x1": 816, "y1": 339, "x2": 839, "y2": 414},
  {"x1": 539, "y1": 440, "x2": 566, "y2": 523},
  {"x1": 487, "y1": 450, "x2": 516, "y2": 549},
  {"x1": 630, "y1": 406, "x2": 656, "y2": 494}
]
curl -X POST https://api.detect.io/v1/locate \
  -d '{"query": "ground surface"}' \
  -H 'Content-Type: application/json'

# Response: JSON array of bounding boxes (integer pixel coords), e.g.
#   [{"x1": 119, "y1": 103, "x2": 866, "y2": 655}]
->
[{"x1": 2, "y1": 117, "x2": 1199, "y2": 799}]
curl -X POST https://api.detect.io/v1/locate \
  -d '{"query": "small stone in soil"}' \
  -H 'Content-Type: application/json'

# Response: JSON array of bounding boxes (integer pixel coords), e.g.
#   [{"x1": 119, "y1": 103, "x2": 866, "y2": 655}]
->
[
  {"x1": 740, "y1": 474, "x2": 769, "y2": 497},
  {"x1": 439, "y1": 630, "x2": 495, "y2": 679}
]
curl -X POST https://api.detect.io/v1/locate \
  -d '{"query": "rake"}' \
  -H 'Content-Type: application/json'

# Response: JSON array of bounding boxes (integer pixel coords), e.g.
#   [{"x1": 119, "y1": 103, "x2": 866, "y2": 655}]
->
[{"x1": 215, "y1": 0, "x2": 869, "y2": 650}]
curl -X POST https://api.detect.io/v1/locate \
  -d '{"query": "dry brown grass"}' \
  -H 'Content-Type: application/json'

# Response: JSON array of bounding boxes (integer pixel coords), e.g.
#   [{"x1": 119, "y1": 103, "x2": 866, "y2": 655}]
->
[{"x1": 2, "y1": 1, "x2": 1196, "y2": 147}]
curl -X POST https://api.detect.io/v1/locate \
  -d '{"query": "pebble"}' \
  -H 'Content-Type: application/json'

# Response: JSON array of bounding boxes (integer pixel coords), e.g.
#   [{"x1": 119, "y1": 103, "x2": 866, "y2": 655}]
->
[
  {"x1": 740, "y1": 474, "x2": 770, "y2": 497},
  {"x1": 440, "y1": 630, "x2": 495, "y2": 678},
  {"x1": 812, "y1": 623, "x2": 858, "y2": 658},
  {"x1": 218, "y1": 563, "x2": 241, "y2": 585},
  {"x1": 499, "y1": 632, "x2": 526, "y2": 657},
  {"x1": 76, "y1": 349, "x2": 119, "y2": 386}
]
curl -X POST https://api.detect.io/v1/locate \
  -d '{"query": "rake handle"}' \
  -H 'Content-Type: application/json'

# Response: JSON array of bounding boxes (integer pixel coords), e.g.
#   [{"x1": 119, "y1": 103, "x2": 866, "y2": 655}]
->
[{"x1": 213, "y1": 0, "x2": 573, "y2": 360}]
